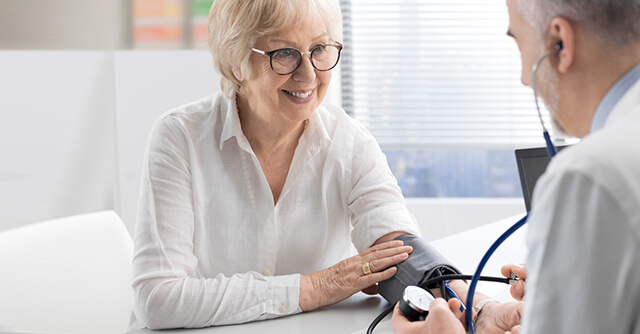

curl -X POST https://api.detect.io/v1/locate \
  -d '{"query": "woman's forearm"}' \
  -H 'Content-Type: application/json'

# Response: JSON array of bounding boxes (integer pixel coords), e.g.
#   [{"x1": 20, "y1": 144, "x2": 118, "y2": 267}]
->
[
  {"x1": 133, "y1": 272, "x2": 301, "y2": 329},
  {"x1": 299, "y1": 273, "x2": 322, "y2": 311}
]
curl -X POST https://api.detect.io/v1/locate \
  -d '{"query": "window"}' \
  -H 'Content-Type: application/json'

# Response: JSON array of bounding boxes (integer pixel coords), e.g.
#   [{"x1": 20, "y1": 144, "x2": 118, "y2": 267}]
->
[{"x1": 340, "y1": 0, "x2": 572, "y2": 197}]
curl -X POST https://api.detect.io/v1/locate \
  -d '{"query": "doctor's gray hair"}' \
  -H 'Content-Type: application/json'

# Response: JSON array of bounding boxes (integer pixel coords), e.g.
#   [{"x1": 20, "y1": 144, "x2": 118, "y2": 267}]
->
[
  {"x1": 207, "y1": 0, "x2": 343, "y2": 98},
  {"x1": 514, "y1": 0, "x2": 640, "y2": 48}
]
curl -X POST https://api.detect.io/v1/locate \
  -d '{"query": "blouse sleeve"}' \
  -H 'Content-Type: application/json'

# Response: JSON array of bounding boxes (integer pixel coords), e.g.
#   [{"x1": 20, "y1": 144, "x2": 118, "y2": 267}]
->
[
  {"x1": 346, "y1": 123, "x2": 422, "y2": 252},
  {"x1": 131, "y1": 116, "x2": 301, "y2": 329}
]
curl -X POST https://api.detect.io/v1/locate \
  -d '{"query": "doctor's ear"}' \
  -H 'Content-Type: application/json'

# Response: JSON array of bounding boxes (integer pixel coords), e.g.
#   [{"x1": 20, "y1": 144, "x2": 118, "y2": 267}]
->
[
  {"x1": 232, "y1": 68, "x2": 244, "y2": 81},
  {"x1": 548, "y1": 17, "x2": 575, "y2": 73}
]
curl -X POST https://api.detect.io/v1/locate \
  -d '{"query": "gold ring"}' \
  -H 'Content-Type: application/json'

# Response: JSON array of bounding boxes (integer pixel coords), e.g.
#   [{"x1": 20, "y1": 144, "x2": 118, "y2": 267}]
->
[{"x1": 362, "y1": 262, "x2": 372, "y2": 275}]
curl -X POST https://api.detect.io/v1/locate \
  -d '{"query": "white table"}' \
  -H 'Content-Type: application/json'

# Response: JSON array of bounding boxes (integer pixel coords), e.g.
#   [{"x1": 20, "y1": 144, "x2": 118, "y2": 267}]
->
[{"x1": 127, "y1": 213, "x2": 528, "y2": 334}]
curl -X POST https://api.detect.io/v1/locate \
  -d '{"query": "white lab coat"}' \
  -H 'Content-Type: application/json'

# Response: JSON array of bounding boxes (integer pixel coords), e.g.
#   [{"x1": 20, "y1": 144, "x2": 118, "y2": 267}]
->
[{"x1": 522, "y1": 79, "x2": 640, "y2": 333}]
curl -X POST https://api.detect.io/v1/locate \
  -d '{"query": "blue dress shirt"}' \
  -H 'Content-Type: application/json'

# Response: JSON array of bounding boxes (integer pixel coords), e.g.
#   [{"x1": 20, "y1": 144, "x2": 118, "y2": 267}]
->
[{"x1": 590, "y1": 63, "x2": 640, "y2": 132}]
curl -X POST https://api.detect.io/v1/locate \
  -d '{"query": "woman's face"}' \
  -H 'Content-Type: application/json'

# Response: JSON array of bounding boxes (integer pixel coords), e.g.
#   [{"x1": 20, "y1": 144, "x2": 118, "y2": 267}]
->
[{"x1": 239, "y1": 9, "x2": 333, "y2": 126}]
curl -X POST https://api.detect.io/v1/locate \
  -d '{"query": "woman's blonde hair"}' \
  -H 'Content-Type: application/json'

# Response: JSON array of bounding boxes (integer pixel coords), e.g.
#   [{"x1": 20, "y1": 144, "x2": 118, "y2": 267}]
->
[{"x1": 208, "y1": 0, "x2": 343, "y2": 98}]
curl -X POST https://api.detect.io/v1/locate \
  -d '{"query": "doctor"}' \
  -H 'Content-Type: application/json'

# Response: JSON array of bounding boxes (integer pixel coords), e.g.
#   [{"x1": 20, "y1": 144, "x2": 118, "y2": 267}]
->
[{"x1": 391, "y1": 0, "x2": 640, "y2": 333}]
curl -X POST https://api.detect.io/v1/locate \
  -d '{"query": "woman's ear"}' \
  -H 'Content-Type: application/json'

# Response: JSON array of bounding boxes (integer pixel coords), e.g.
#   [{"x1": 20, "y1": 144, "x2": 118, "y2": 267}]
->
[
  {"x1": 232, "y1": 67, "x2": 243, "y2": 81},
  {"x1": 548, "y1": 17, "x2": 575, "y2": 73}
]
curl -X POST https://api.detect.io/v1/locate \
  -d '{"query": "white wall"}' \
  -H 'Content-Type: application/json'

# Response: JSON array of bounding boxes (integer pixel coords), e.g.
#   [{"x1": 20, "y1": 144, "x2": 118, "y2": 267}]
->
[
  {"x1": 0, "y1": 51, "x2": 116, "y2": 231},
  {"x1": 406, "y1": 198, "x2": 525, "y2": 241}
]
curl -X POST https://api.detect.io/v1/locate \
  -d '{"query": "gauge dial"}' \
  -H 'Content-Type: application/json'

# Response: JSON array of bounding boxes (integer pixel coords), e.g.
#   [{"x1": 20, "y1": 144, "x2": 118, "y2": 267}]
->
[{"x1": 399, "y1": 285, "x2": 434, "y2": 321}]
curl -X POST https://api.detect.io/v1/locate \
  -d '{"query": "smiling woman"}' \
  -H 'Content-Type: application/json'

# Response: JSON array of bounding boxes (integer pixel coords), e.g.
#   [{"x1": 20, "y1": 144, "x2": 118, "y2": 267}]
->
[{"x1": 129, "y1": 0, "x2": 424, "y2": 330}]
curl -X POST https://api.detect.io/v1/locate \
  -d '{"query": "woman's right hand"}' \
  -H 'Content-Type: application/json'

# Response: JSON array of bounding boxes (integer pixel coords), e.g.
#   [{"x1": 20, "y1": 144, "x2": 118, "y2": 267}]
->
[
  {"x1": 299, "y1": 240, "x2": 413, "y2": 311},
  {"x1": 501, "y1": 263, "x2": 527, "y2": 301}
]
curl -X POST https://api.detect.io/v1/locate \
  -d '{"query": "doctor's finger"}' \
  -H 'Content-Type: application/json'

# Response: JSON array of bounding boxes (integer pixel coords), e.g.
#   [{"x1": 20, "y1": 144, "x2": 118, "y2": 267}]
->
[
  {"x1": 428, "y1": 298, "x2": 460, "y2": 320},
  {"x1": 506, "y1": 325, "x2": 522, "y2": 334},
  {"x1": 391, "y1": 302, "x2": 409, "y2": 323},
  {"x1": 501, "y1": 263, "x2": 527, "y2": 279},
  {"x1": 391, "y1": 303, "x2": 425, "y2": 334},
  {"x1": 510, "y1": 280, "x2": 526, "y2": 301}
]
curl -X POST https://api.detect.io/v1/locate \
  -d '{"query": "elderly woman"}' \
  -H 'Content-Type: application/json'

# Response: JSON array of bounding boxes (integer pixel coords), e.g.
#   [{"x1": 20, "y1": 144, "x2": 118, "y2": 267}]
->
[
  {"x1": 130, "y1": 0, "x2": 417, "y2": 329},
  {"x1": 130, "y1": 0, "x2": 521, "y2": 331}
]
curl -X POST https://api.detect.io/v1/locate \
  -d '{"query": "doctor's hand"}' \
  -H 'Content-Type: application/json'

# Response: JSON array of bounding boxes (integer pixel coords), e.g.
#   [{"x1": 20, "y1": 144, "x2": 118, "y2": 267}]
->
[
  {"x1": 474, "y1": 300, "x2": 523, "y2": 334},
  {"x1": 298, "y1": 240, "x2": 412, "y2": 311},
  {"x1": 391, "y1": 298, "x2": 465, "y2": 334},
  {"x1": 501, "y1": 263, "x2": 527, "y2": 301}
]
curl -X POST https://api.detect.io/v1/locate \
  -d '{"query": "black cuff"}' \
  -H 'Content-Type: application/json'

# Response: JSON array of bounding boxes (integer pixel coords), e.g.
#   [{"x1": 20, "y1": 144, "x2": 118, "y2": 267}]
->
[{"x1": 377, "y1": 234, "x2": 461, "y2": 305}]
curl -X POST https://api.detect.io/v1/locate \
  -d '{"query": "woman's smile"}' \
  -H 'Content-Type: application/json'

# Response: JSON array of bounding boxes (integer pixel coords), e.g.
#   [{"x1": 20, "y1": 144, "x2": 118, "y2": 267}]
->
[{"x1": 282, "y1": 88, "x2": 315, "y2": 104}]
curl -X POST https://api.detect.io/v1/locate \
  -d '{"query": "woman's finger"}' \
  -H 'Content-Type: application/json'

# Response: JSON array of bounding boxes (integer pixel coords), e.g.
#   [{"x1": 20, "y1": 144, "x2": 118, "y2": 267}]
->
[
  {"x1": 368, "y1": 252, "x2": 409, "y2": 273},
  {"x1": 361, "y1": 284, "x2": 378, "y2": 295},
  {"x1": 360, "y1": 240, "x2": 405, "y2": 256},
  {"x1": 363, "y1": 245, "x2": 413, "y2": 263},
  {"x1": 360, "y1": 266, "x2": 398, "y2": 286}
]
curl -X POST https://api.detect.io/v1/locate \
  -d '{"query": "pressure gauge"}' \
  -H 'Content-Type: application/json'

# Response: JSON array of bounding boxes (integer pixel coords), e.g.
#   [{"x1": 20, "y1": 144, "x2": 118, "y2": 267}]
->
[{"x1": 399, "y1": 285, "x2": 434, "y2": 321}]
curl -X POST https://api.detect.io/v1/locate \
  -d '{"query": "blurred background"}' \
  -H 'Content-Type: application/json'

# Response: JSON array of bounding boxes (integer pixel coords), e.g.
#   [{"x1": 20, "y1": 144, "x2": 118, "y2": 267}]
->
[
  {"x1": 1, "y1": 0, "x2": 577, "y2": 238},
  {"x1": 0, "y1": 0, "x2": 214, "y2": 50}
]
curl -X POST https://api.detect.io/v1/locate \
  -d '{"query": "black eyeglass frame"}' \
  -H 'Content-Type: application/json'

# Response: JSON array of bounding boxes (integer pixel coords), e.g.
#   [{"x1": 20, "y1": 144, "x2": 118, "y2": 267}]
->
[{"x1": 251, "y1": 42, "x2": 343, "y2": 75}]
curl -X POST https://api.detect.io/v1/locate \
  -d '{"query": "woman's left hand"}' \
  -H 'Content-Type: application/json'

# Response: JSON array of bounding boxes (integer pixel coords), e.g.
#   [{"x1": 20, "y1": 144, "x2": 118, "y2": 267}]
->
[
  {"x1": 299, "y1": 240, "x2": 412, "y2": 311},
  {"x1": 474, "y1": 300, "x2": 524, "y2": 334}
]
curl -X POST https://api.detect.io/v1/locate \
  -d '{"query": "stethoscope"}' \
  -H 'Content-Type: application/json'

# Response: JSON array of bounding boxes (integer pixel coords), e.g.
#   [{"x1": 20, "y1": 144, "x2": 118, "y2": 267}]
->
[{"x1": 367, "y1": 42, "x2": 563, "y2": 334}]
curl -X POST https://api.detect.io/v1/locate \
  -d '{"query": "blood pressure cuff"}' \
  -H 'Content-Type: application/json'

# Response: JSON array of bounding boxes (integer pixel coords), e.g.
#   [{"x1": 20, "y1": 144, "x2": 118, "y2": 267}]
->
[{"x1": 377, "y1": 234, "x2": 461, "y2": 305}]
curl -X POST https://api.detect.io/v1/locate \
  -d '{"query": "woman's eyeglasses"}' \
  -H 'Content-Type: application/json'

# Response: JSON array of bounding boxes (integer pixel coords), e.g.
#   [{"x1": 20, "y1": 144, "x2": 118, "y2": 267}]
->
[{"x1": 251, "y1": 43, "x2": 343, "y2": 75}]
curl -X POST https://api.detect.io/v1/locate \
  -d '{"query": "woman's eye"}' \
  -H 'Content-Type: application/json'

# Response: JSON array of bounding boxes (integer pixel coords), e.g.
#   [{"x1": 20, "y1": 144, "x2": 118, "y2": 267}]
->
[
  {"x1": 274, "y1": 49, "x2": 296, "y2": 60},
  {"x1": 314, "y1": 45, "x2": 327, "y2": 53}
]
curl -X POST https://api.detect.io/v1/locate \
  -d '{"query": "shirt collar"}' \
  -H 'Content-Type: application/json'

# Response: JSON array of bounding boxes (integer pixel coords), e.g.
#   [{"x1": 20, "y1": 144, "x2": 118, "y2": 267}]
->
[
  {"x1": 219, "y1": 92, "x2": 252, "y2": 152},
  {"x1": 302, "y1": 106, "x2": 332, "y2": 151},
  {"x1": 590, "y1": 63, "x2": 640, "y2": 133}
]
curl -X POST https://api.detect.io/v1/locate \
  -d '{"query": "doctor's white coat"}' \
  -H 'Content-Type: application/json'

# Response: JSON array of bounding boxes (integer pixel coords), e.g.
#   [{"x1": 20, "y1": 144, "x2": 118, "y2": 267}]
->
[{"x1": 522, "y1": 79, "x2": 640, "y2": 333}]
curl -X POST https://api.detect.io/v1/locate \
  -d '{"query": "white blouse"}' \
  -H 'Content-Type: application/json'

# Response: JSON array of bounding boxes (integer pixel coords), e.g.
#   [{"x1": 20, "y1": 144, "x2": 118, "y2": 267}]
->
[{"x1": 130, "y1": 92, "x2": 421, "y2": 329}]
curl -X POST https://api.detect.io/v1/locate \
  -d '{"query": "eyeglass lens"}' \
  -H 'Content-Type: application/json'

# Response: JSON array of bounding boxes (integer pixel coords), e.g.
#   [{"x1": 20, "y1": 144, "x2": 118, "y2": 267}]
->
[{"x1": 270, "y1": 45, "x2": 341, "y2": 74}]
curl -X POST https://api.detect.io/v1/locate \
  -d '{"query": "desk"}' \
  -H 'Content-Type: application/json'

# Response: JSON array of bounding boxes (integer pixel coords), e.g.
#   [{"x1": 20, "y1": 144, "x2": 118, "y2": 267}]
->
[{"x1": 127, "y1": 213, "x2": 528, "y2": 334}]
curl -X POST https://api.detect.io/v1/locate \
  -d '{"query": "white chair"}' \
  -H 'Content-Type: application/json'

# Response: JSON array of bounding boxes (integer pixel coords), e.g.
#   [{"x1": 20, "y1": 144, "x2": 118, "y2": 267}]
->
[{"x1": 0, "y1": 211, "x2": 133, "y2": 334}]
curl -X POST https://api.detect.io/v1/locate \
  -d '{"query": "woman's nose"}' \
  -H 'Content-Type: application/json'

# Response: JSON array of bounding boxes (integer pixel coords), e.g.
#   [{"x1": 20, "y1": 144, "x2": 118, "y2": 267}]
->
[{"x1": 292, "y1": 55, "x2": 316, "y2": 82}]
